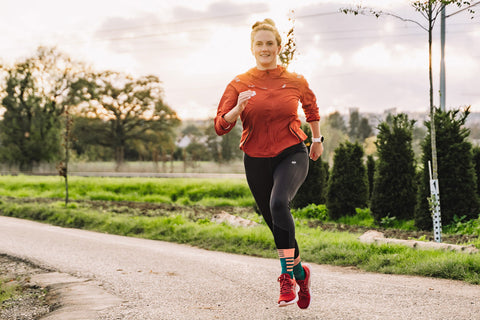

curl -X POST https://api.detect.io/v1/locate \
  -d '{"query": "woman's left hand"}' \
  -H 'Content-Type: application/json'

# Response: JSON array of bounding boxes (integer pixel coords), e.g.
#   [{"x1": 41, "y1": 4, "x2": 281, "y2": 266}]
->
[{"x1": 309, "y1": 142, "x2": 323, "y2": 161}]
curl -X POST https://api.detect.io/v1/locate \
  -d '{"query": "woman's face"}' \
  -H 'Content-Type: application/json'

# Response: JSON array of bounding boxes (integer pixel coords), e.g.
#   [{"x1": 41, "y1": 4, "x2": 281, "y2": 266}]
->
[{"x1": 251, "y1": 30, "x2": 281, "y2": 70}]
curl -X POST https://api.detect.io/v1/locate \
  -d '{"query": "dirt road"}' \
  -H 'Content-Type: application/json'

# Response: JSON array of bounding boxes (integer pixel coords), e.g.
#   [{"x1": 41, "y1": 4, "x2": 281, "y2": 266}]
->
[{"x1": 1, "y1": 216, "x2": 479, "y2": 320}]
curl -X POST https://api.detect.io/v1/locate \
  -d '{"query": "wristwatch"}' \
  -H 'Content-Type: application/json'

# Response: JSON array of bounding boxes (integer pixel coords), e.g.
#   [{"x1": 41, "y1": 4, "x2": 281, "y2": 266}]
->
[{"x1": 312, "y1": 136, "x2": 324, "y2": 143}]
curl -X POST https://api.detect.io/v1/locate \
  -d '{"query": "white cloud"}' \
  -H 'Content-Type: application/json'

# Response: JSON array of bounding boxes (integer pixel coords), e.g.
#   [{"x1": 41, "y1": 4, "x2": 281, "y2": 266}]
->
[
  {"x1": 1, "y1": 0, "x2": 479, "y2": 118},
  {"x1": 352, "y1": 42, "x2": 426, "y2": 72}
]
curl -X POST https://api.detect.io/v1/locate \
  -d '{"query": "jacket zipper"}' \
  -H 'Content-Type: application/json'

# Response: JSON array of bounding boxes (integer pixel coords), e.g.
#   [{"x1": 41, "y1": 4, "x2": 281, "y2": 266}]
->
[
  {"x1": 289, "y1": 124, "x2": 303, "y2": 142},
  {"x1": 240, "y1": 129, "x2": 251, "y2": 148}
]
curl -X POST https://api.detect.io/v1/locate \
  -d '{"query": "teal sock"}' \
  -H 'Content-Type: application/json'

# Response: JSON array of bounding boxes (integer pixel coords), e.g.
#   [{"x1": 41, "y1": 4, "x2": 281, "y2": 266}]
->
[
  {"x1": 278, "y1": 248, "x2": 295, "y2": 278},
  {"x1": 293, "y1": 261, "x2": 305, "y2": 280},
  {"x1": 280, "y1": 257, "x2": 294, "y2": 278}
]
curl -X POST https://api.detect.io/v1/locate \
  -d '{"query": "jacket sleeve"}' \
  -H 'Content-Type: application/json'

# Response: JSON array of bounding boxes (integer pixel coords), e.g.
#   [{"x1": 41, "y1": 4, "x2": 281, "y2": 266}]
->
[
  {"x1": 214, "y1": 83, "x2": 238, "y2": 136},
  {"x1": 300, "y1": 77, "x2": 320, "y2": 123}
]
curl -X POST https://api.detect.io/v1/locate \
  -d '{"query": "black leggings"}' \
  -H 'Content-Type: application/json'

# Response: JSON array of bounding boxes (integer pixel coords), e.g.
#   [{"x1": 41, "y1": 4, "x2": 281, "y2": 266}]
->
[{"x1": 244, "y1": 143, "x2": 308, "y2": 258}]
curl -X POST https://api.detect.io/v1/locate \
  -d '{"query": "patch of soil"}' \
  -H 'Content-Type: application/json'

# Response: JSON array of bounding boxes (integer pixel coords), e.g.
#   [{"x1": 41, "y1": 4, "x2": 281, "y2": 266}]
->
[
  {"x1": 4, "y1": 196, "x2": 254, "y2": 220},
  {"x1": 0, "y1": 255, "x2": 53, "y2": 320}
]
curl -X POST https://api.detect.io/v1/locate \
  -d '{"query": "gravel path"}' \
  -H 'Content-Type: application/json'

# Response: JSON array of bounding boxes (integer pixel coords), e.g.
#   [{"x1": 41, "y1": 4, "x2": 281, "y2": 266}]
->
[
  {"x1": 0, "y1": 255, "x2": 51, "y2": 319},
  {"x1": 1, "y1": 215, "x2": 480, "y2": 320}
]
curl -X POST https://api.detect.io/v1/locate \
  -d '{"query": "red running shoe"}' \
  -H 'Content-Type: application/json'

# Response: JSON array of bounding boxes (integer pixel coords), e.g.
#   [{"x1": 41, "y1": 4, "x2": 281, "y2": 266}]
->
[
  {"x1": 277, "y1": 273, "x2": 298, "y2": 307},
  {"x1": 296, "y1": 264, "x2": 311, "y2": 309}
]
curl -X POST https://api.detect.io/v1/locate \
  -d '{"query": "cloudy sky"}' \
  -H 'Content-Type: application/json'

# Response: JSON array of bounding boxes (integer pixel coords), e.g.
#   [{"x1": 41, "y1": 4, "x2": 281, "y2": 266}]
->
[{"x1": 1, "y1": 0, "x2": 479, "y2": 120}]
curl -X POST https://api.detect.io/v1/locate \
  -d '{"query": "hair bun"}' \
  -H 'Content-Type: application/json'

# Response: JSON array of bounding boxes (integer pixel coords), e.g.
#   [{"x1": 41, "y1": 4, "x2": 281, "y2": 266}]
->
[{"x1": 252, "y1": 18, "x2": 276, "y2": 30}]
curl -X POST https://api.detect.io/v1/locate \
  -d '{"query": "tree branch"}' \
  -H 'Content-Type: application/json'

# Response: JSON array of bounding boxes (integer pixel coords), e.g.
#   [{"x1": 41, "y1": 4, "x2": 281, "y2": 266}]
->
[
  {"x1": 378, "y1": 11, "x2": 428, "y2": 31},
  {"x1": 340, "y1": 7, "x2": 428, "y2": 32},
  {"x1": 446, "y1": 0, "x2": 480, "y2": 17}
]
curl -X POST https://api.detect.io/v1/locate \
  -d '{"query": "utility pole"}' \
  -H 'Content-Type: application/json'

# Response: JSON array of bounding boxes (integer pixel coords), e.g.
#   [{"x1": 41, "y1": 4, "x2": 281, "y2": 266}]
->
[
  {"x1": 439, "y1": 5, "x2": 446, "y2": 111},
  {"x1": 434, "y1": 1, "x2": 479, "y2": 242},
  {"x1": 441, "y1": 1, "x2": 480, "y2": 108},
  {"x1": 429, "y1": 4, "x2": 446, "y2": 244}
]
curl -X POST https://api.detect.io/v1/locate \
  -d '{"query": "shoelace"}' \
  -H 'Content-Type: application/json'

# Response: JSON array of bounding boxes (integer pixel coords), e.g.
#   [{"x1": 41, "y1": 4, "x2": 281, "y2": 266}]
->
[
  {"x1": 297, "y1": 278, "x2": 308, "y2": 292},
  {"x1": 278, "y1": 275, "x2": 294, "y2": 294}
]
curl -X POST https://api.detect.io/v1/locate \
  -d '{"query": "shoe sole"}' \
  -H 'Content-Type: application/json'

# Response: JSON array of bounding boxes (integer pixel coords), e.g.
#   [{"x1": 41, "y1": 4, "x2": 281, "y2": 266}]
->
[{"x1": 278, "y1": 295, "x2": 298, "y2": 307}]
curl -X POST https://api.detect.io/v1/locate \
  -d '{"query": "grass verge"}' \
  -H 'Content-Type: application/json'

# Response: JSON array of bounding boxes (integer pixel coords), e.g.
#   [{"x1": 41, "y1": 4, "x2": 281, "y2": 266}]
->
[{"x1": 1, "y1": 199, "x2": 480, "y2": 285}]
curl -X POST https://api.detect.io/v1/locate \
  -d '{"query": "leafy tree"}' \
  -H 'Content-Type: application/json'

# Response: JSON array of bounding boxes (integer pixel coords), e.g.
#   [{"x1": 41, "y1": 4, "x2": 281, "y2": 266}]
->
[
  {"x1": 416, "y1": 108, "x2": 480, "y2": 229},
  {"x1": 292, "y1": 124, "x2": 329, "y2": 208},
  {"x1": 292, "y1": 158, "x2": 329, "y2": 209},
  {"x1": 328, "y1": 111, "x2": 347, "y2": 133},
  {"x1": 177, "y1": 123, "x2": 210, "y2": 165},
  {"x1": 123, "y1": 118, "x2": 178, "y2": 169},
  {"x1": 348, "y1": 110, "x2": 372, "y2": 142},
  {"x1": 205, "y1": 124, "x2": 222, "y2": 162},
  {"x1": 78, "y1": 71, "x2": 180, "y2": 170},
  {"x1": 182, "y1": 124, "x2": 202, "y2": 137},
  {"x1": 366, "y1": 155, "x2": 375, "y2": 202},
  {"x1": 412, "y1": 123, "x2": 427, "y2": 162},
  {"x1": 0, "y1": 47, "x2": 84, "y2": 171},
  {"x1": 473, "y1": 146, "x2": 480, "y2": 200},
  {"x1": 147, "y1": 122, "x2": 177, "y2": 170},
  {"x1": 371, "y1": 114, "x2": 417, "y2": 222},
  {"x1": 205, "y1": 121, "x2": 242, "y2": 163},
  {"x1": 179, "y1": 123, "x2": 211, "y2": 163},
  {"x1": 358, "y1": 117, "x2": 373, "y2": 140},
  {"x1": 321, "y1": 116, "x2": 349, "y2": 165},
  {"x1": 186, "y1": 141, "x2": 211, "y2": 162},
  {"x1": 71, "y1": 116, "x2": 111, "y2": 160},
  {"x1": 220, "y1": 125, "x2": 242, "y2": 162},
  {"x1": 327, "y1": 141, "x2": 368, "y2": 219},
  {"x1": 348, "y1": 110, "x2": 360, "y2": 141}
]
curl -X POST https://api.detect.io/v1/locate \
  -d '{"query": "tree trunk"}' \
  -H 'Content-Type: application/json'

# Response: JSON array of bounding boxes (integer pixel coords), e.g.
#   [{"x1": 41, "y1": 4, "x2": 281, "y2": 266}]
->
[
  {"x1": 115, "y1": 146, "x2": 124, "y2": 171},
  {"x1": 64, "y1": 111, "x2": 70, "y2": 206}
]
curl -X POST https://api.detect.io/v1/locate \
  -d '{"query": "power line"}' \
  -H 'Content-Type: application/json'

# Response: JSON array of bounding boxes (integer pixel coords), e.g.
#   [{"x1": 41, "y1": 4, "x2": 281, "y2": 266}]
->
[
  {"x1": 62, "y1": 17, "x2": 479, "y2": 49},
  {"x1": 95, "y1": 11, "x2": 259, "y2": 34},
  {"x1": 296, "y1": 11, "x2": 340, "y2": 18},
  {"x1": 4, "y1": 8, "x2": 479, "y2": 58},
  {"x1": 94, "y1": 10, "x2": 340, "y2": 35},
  {"x1": 94, "y1": 9, "x2": 478, "y2": 37}
]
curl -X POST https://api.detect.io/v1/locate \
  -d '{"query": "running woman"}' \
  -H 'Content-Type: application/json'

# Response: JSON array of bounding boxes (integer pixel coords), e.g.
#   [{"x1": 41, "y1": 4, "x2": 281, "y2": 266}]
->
[{"x1": 214, "y1": 18, "x2": 323, "y2": 308}]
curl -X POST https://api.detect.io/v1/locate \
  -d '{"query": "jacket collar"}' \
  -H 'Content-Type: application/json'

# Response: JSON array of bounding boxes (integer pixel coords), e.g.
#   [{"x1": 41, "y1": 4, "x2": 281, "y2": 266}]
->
[{"x1": 248, "y1": 65, "x2": 285, "y2": 78}]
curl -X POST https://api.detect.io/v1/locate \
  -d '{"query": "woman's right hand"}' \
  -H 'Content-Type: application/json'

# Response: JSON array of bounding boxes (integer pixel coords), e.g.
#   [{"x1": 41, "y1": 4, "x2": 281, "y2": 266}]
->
[
  {"x1": 236, "y1": 90, "x2": 256, "y2": 112},
  {"x1": 224, "y1": 90, "x2": 256, "y2": 124}
]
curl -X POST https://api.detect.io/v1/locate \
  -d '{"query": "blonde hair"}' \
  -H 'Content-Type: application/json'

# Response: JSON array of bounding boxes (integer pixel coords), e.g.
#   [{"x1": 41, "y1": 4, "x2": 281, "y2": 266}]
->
[{"x1": 251, "y1": 18, "x2": 282, "y2": 47}]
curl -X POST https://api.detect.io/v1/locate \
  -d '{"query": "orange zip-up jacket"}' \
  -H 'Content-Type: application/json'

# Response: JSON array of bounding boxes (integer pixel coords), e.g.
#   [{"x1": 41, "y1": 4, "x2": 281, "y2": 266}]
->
[{"x1": 215, "y1": 65, "x2": 320, "y2": 158}]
